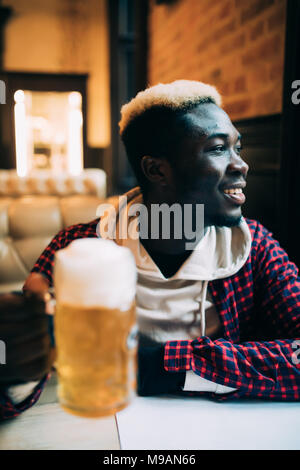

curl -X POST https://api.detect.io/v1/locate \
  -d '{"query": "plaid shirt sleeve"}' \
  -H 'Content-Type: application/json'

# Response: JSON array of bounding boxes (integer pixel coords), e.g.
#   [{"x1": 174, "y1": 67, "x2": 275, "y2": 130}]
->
[
  {"x1": 164, "y1": 223, "x2": 300, "y2": 401},
  {"x1": 0, "y1": 374, "x2": 50, "y2": 421},
  {"x1": 30, "y1": 219, "x2": 99, "y2": 286}
]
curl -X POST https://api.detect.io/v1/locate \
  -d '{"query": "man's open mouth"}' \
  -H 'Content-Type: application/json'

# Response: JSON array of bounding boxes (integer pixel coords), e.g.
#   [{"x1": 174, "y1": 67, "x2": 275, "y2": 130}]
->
[{"x1": 222, "y1": 186, "x2": 246, "y2": 205}]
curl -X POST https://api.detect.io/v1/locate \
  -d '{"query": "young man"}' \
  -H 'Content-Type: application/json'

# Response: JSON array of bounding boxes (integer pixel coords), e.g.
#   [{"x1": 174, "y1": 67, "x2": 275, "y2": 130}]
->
[{"x1": 1, "y1": 80, "x2": 300, "y2": 419}]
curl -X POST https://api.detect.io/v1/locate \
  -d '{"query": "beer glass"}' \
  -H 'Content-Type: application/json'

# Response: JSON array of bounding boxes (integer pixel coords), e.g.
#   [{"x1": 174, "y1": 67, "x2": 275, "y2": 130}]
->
[{"x1": 53, "y1": 238, "x2": 137, "y2": 417}]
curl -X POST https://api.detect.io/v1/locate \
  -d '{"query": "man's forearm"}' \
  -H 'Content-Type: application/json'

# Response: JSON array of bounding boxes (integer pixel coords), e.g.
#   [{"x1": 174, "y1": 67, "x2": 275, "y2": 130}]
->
[
  {"x1": 164, "y1": 336, "x2": 300, "y2": 400},
  {"x1": 0, "y1": 374, "x2": 50, "y2": 421}
]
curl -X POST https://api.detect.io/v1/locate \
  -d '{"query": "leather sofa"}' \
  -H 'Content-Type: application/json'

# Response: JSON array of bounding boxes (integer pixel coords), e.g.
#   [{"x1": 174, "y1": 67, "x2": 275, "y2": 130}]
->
[{"x1": 0, "y1": 169, "x2": 106, "y2": 293}]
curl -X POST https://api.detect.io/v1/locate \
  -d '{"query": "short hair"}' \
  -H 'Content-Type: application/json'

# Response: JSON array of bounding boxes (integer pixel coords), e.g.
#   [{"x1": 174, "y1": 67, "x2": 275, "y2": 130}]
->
[{"x1": 119, "y1": 80, "x2": 222, "y2": 192}]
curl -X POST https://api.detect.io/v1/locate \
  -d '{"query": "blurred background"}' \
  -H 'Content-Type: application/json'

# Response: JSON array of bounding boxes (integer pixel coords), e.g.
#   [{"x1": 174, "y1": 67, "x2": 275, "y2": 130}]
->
[{"x1": 0, "y1": 0, "x2": 299, "y2": 266}]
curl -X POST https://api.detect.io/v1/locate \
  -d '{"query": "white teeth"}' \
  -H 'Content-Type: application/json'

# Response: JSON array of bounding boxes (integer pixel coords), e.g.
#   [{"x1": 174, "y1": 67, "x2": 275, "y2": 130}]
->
[{"x1": 224, "y1": 188, "x2": 243, "y2": 195}]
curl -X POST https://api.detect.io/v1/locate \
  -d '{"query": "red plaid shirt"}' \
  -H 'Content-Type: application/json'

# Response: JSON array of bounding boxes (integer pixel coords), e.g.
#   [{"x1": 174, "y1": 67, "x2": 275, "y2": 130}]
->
[{"x1": 1, "y1": 217, "x2": 300, "y2": 419}]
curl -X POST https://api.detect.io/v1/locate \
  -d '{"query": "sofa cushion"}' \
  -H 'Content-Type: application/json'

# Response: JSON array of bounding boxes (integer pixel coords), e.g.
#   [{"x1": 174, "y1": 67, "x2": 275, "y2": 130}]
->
[
  {"x1": 0, "y1": 169, "x2": 106, "y2": 292},
  {"x1": 9, "y1": 197, "x2": 63, "y2": 239},
  {"x1": 60, "y1": 195, "x2": 103, "y2": 227}
]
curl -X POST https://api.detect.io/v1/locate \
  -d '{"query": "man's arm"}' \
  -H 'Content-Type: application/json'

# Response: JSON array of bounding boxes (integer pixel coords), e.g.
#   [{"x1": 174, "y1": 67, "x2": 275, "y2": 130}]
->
[
  {"x1": 0, "y1": 220, "x2": 100, "y2": 420},
  {"x1": 0, "y1": 279, "x2": 51, "y2": 420},
  {"x1": 0, "y1": 375, "x2": 50, "y2": 421},
  {"x1": 0, "y1": 292, "x2": 53, "y2": 420},
  {"x1": 162, "y1": 223, "x2": 300, "y2": 400},
  {"x1": 137, "y1": 337, "x2": 237, "y2": 396},
  {"x1": 1, "y1": 227, "x2": 70, "y2": 419}
]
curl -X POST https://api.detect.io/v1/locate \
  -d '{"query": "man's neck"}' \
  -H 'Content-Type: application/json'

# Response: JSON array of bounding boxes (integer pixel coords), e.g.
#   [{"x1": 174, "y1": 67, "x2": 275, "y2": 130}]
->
[
  {"x1": 139, "y1": 239, "x2": 192, "y2": 278},
  {"x1": 141, "y1": 192, "x2": 207, "y2": 255}
]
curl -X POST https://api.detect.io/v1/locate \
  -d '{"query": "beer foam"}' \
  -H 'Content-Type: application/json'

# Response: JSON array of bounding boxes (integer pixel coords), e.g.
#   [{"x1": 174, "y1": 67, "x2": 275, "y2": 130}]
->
[{"x1": 54, "y1": 238, "x2": 137, "y2": 310}]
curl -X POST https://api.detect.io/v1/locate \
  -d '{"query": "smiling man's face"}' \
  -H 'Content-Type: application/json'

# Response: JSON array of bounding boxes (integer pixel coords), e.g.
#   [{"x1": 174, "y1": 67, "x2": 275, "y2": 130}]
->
[{"x1": 169, "y1": 102, "x2": 249, "y2": 227}]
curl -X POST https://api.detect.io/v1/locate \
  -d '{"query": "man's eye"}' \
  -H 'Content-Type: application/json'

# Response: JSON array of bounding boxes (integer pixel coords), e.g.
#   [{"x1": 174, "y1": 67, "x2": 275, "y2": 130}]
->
[
  {"x1": 209, "y1": 145, "x2": 226, "y2": 153},
  {"x1": 235, "y1": 145, "x2": 243, "y2": 154}
]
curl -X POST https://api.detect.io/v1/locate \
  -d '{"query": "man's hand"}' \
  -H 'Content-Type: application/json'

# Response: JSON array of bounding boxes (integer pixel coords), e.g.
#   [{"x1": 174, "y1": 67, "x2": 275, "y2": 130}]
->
[
  {"x1": 23, "y1": 272, "x2": 50, "y2": 296},
  {"x1": 137, "y1": 336, "x2": 185, "y2": 396},
  {"x1": 0, "y1": 291, "x2": 53, "y2": 387}
]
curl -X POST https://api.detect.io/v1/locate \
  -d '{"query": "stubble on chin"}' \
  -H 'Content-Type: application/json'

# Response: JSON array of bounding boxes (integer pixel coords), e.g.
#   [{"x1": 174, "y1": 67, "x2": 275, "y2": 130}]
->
[{"x1": 208, "y1": 213, "x2": 243, "y2": 228}]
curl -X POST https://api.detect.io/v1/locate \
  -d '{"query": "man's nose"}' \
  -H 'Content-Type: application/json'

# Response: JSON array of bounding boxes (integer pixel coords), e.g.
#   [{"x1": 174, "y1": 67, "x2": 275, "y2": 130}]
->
[{"x1": 227, "y1": 150, "x2": 249, "y2": 177}]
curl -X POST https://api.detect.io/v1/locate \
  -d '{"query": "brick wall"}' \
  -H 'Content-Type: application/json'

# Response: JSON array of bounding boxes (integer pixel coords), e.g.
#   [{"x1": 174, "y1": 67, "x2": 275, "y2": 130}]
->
[{"x1": 148, "y1": 0, "x2": 287, "y2": 120}]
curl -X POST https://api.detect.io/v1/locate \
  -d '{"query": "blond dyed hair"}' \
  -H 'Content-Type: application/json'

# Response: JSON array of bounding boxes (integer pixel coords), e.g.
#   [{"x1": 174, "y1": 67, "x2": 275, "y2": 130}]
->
[{"x1": 119, "y1": 79, "x2": 222, "y2": 135}]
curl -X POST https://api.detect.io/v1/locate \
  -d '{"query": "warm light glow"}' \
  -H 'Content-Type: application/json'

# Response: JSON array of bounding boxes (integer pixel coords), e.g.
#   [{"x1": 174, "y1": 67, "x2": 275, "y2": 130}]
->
[
  {"x1": 13, "y1": 89, "x2": 84, "y2": 175},
  {"x1": 68, "y1": 91, "x2": 82, "y2": 107},
  {"x1": 67, "y1": 92, "x2": 83, "y2": 176},
  {"x1": 14, "y1": 89, "x2": 25, "y2": 103},
  {"x1": 14, "y1": 90, "x2": 28, "y2": 177}
]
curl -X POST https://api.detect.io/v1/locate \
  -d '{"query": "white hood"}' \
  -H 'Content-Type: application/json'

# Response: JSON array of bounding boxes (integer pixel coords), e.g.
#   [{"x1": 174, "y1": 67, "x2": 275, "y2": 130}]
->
[{"x1": 98, "y1": 186, "x2": 252, "y2": 338}]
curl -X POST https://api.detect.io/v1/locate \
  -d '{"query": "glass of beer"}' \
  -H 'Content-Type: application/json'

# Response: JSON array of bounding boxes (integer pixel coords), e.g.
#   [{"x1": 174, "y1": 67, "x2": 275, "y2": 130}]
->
[{"x1": 53, "y1": 238, "x2": 137, "y2": 417}]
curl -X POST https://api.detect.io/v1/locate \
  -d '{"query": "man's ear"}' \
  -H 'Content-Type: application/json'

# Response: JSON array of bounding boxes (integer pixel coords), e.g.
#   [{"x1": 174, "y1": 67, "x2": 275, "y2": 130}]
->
[{"x1": 141, "y1": 156, "x2": 172, "y2": 187}]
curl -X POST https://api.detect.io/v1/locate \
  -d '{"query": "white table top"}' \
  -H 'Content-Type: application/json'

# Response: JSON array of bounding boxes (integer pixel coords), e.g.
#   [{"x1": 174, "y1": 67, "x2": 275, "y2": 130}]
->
[
  {"x1": 116, "y1": 395, "x2": 300, "y2": 450},
  {"x1": 0, "y1": 373, "x2": 120, "y2": 450},
  {"x1": 1, "y1": 373, "x2": 300, "y2": 450}
]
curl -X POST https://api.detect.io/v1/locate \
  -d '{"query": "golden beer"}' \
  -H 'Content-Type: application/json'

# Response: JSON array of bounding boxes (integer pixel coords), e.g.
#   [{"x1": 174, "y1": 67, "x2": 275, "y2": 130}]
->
[
  {"x1": 54, "y1": 238, "x2": 137, "y2": 417},
  {"x1": 54, "y1": 302, "x2": 136, "y2": 417}
]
